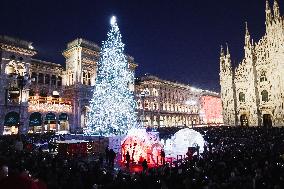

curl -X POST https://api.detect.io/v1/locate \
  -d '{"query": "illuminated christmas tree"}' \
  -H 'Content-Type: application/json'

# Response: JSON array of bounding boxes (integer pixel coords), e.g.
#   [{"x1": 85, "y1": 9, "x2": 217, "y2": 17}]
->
[{"x1": 85, "y1": 16, "x2": 137, "y2": 136}]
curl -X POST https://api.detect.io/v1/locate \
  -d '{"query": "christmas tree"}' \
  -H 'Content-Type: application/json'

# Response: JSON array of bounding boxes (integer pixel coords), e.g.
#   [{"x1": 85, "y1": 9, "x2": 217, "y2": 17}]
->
[{"x1": 84, "y1": 16, "x2": 137, "y2": 136}]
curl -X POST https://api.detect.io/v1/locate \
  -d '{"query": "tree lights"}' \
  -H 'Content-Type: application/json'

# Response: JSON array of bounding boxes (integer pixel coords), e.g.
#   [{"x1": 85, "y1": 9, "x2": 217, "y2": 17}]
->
[{"x1": 84, "y1": 16, "x2": 137, "y2": 136}]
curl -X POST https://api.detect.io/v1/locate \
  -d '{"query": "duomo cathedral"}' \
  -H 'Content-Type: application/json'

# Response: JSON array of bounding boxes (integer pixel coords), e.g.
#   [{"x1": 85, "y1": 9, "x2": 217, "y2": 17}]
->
[{"x1": 220, "y1": 0, "x2": 284, "y2": 127}]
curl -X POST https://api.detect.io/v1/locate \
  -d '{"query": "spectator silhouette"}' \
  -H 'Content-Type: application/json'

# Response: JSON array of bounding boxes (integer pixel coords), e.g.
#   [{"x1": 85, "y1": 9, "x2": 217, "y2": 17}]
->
[
  {"x1": 105, "y1": 146, "x2": 109, "y2": 165},
  {"x1": 108, "y1": 149, "x2": 116, "y2": 168},
  {"x1": 160, "y1": 149, "x2": 165, "y2": 165},
  {"x1": 125, "y1": 151, "x2": 130, "y2": 169},
  {"x1": 142, "y1": 159, "x2": 148, "y2": 173}
]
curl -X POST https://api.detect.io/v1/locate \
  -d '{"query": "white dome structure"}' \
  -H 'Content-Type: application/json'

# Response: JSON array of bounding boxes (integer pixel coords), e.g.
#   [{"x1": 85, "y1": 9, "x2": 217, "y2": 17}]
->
[{"x1": 163, "y1": 128, "x2": 205, "y2": 158}]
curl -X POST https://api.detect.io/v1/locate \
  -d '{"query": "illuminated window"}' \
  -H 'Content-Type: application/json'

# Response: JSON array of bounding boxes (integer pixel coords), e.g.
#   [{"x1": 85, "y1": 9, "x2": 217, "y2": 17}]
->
[
  {"x1": 144, "y1": 100, "x2": 149, "y2": 110},
  {"x1": 51, "y1": 75, "x2": 56, "y2": 85},
  {"x1": 5, "y1": 64, "x2": 15, "y2": 75},
  {"x1": 38, "y1": 73, "x2": 44, "y2": 84},
  {"x1": 87, "y1": 72, "x2": 91, "y2": 85},
  {"x1": 57, "y1": 76, "x2": 62, "y2": 86},
  {"x1": 261, "y1": 90, "x2": 269, "y2": 102},
  {"x1": 260, "y1": 72, "x2": 267, "y2": 82},
  {"x1": 29, "y1": 89, "x2": 35, "y2": 96},
  {"x1": 82, "y1": 72, "x2": 87, "y2": 85},
  {"x1": 137, "y1": 99, "x2": 142, "y2": 109},
  {"x1": 239, "y1": 92, "x2": 245, "y2": 102},
  {"x1": 152, "y1": 88, "x2": 158, "y2": 96},
  {"x1": 31, "y1": 72, "x2": 37, "y2": 83},
  {"x1": 144, "y1": 88, "x2": 150, "y2": 96},
  {"x1": 45, "y1": 74, "x2": 50, "y2": 85},
  {"x1": 39, "y1": 89, "x2": 47, "y2": 97},
  {"x1": 69, "y1": 72, "x2": 74, "y2": 85},
  {"x1": 82, "y1": 71, "x2": 91, "y2": 85},
  {"x1": 17, "y1": 65, "x2": 25, "y2": 76}
]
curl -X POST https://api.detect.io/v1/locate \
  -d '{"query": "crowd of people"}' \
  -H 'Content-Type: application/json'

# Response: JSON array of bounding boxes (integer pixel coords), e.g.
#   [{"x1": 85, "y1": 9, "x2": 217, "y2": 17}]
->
[{"x1": 0, "y1": 126, "x2": 283, "y2": 189}]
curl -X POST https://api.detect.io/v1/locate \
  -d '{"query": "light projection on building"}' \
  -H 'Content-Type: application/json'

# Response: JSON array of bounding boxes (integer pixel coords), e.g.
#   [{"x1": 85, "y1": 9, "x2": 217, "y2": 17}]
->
[{"x1": 200, "y1": 95, "x2": 223, "y2": 125}]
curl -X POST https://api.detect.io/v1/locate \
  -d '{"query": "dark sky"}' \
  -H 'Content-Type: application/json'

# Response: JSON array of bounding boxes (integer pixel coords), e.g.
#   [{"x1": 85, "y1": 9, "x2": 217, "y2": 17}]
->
[{"x1": 0, "y1": 0, "x2": 281, "y2": 91}]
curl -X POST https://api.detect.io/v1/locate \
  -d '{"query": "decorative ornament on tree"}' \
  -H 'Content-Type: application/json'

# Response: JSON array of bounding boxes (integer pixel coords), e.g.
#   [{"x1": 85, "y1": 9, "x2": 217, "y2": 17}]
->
[{"x1": 84, "y1": 16, "x2": 137, "y2": 136}]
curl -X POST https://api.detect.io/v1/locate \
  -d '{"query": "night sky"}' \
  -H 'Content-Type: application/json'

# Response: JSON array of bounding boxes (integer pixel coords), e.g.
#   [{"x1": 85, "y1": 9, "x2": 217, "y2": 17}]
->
[{"x1": 0, "y1": 0, "x2": 281, "y2": 91}]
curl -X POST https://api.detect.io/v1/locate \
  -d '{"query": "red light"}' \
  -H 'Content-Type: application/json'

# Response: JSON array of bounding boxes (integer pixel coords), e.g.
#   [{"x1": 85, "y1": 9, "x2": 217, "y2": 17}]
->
[
  {"x1": 121, "y1": 131, "x2": 163, "y2": 165},
  {"x1": 200, "y1": 96, "x2": 223, "y2": 125}
]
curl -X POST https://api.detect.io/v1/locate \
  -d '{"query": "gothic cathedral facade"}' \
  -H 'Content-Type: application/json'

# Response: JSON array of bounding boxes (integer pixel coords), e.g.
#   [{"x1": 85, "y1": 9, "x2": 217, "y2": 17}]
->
[{"x1": 220, "y1": 0, "x2": 284, "y2": 127}]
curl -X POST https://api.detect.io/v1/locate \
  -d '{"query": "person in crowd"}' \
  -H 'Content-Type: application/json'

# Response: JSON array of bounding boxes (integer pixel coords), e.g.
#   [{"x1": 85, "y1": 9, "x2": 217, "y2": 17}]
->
[
  {"x1": 108, "y1": 149, "x2": 116, "y2": 168},
  {"x1": 105, "y1": 146, "x2": 109, "y2": 165},
  {"x1": 0, "y1": 127, "x2": 284, "y2": 189},
  {"x1": 131, "y1": 149, "x2": 135, "y2": 163},
  {"x1": 125, "y1": 151, "x2": 130, "y2": 169},
  {"x1": 142, "y1": 159, "x2": 148, "y2": 173},
  {"x1": 0, "y1": 168, "x2": 39, "y2": 189},
  {"x1": 99, "y1": 152, "x2": 104, "y2": 167},
  {"x1": 0, "y1": 164, "x2": 8, "y2": 182},
  {"x1": 48, "y1": 141, "x2": 53, "y2": 153},
  {"x1": 14, "y1": 136, "x2": 23, "y2": 151},
  {"x1": 160, "y1": 149, "x2": 165, "y2": 165}
]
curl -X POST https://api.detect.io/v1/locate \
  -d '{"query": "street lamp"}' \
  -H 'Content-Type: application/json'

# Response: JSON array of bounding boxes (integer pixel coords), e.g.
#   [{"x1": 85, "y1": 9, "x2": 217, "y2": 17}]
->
[{"x1": 10, "y1": 73, "x2": 33, "y2": 134}]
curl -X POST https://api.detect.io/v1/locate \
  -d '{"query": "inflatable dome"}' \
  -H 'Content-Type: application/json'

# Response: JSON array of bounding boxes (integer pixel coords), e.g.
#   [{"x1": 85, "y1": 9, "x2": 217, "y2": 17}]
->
[{"x1": 163, "y1": 128, "x2": 205, "y2": 158}]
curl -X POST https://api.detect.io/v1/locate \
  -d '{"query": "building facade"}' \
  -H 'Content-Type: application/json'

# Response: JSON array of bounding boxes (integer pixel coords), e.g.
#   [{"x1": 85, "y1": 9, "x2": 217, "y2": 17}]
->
[
  {"x1": 0, "y1": 35, "x2": 223, "y2": 134},
  {"x1": 0, "y1": 36, "x2": 137, "y2": 134},
  {"x1": 220, "y1": 0, "x2": 284, "y2": 127},
  {"x1": 0, "y1": 36, "x2": 72, "y2": 134},
  {"x1": 135, "y1": 75, "x2": 223, "y2": 128}
]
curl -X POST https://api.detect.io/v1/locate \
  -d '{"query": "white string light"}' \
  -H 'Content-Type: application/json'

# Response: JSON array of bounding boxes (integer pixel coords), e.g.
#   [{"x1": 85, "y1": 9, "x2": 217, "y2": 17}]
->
[{"x1": 84, "y1": 16, "x2": 137, "y2": 136}]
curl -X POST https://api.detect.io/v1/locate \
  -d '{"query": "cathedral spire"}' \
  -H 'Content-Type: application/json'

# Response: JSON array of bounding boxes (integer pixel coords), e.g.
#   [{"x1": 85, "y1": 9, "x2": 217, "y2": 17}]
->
[
  {"x1": 220, "y1": 45, "x2": 225, "y2": 57},
  {"x1": 245, "y1": 22, "x2": 251, "y2": 47},
  {"x1": 220, "y1": 44, "x2": 232, "y2": 73},
  {"x1": 273, "y1": 0, "x2": 280, "y2": 20},
  {"x1": 266, "y1": 0, "x2": 273, "y2": 25},
  {"x1": 226, "y1": 43, "x2": 230, "y2": 57},
  {"x1": 245, "y1": 22, "x2": 249, "y2": 36}
]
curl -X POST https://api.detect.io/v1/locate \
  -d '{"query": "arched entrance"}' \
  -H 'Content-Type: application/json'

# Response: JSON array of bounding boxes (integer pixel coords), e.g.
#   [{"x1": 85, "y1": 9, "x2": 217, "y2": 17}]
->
[
  {"x1": 44, "y1": 112, "x2": 57, "y2": 132},
  {"x1": 4, "y1": 112, "x2": 19, "y2": 135},
  {"x1": 263, "y1": 114, "x2": 272, "y2": 128},
  {"x1": 240, "y1": 114, "x2": 248, "y2": 126},
  {"x1": 29, "y1": 112, "x2": 42, "y2": 133},
  {"x1": 58, "y1": 113, "x2": 69, "y2": 133}
]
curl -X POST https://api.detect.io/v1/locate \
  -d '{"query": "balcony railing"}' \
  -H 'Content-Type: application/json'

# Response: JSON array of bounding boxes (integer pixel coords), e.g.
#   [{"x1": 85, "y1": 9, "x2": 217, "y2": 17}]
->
[
  {"x1": 29, "y1": 96, "x2": 71, "y2": 105},
  {"x1": 28, "y1": 96, "x2": 72, "y2": 113}
]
